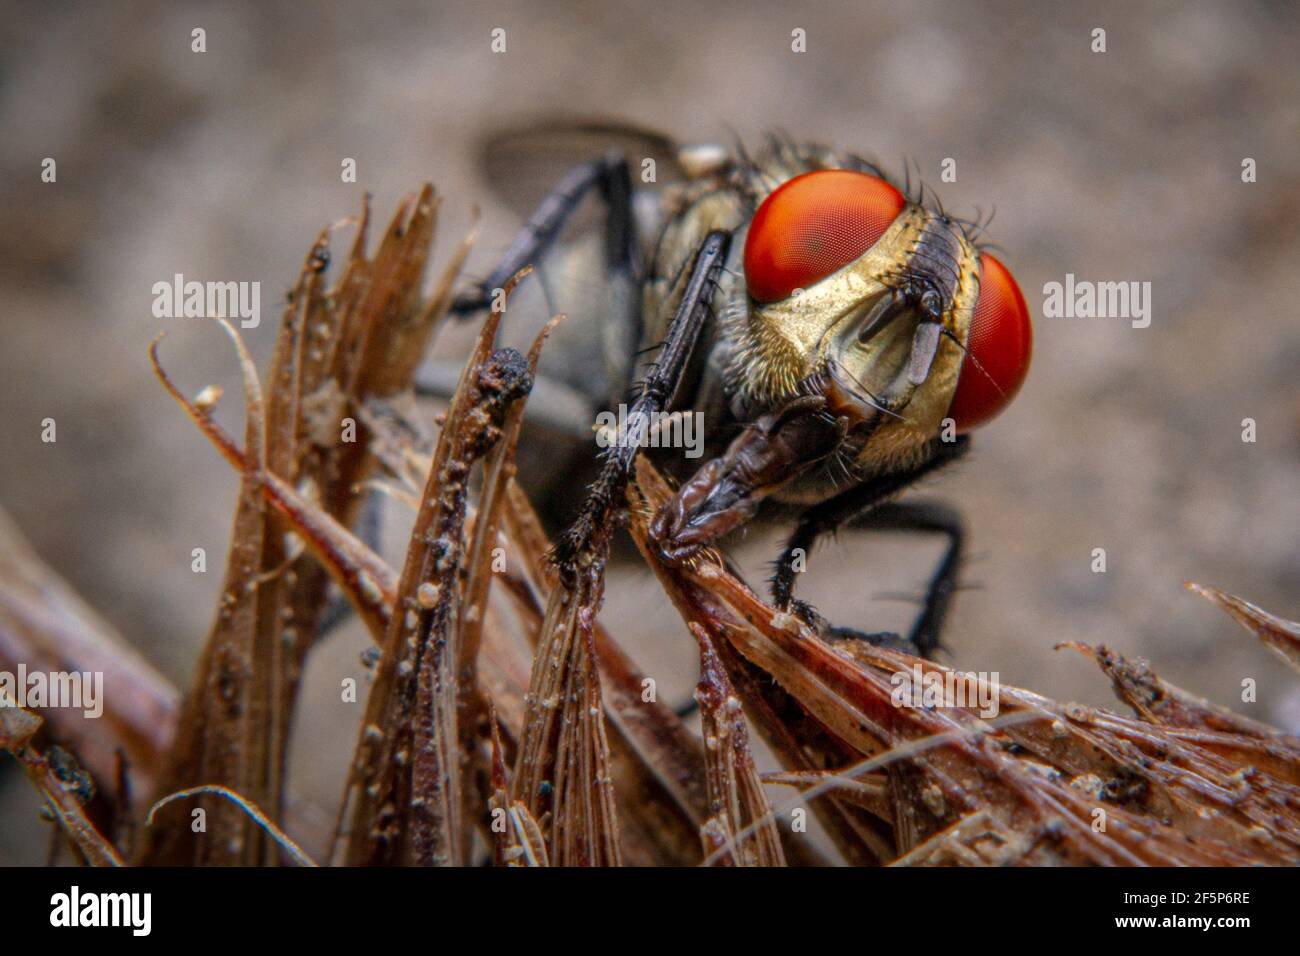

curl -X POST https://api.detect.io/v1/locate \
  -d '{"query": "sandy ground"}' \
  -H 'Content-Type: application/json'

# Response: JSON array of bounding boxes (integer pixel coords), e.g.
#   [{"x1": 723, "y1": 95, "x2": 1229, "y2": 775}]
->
[{"x1": 2, "y1": 0, "x2": 1298, "y2": 863}]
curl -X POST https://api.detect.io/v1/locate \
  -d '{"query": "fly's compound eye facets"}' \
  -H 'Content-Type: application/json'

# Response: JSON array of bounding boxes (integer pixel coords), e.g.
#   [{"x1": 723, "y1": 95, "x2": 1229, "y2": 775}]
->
[
  {"x1": 946, "y1": 253, "x2": 1033, "y2": 432},
  {"x1": 743, "y1": 170, "x2": 905, "y2": 304}
]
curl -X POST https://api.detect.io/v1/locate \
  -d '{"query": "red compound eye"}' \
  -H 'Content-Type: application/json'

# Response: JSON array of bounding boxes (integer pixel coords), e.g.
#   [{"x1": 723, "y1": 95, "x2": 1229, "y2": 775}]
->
[
  {"x1": 946, "y1": 253, "x2": 1032, "y2": 432},
  {"x1": 744, "y1": 169, "x2": 905, "y2": 303}
]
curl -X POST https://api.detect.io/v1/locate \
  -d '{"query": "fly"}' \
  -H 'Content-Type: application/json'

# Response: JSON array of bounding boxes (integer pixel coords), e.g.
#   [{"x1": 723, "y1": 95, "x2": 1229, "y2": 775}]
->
[{"x1": 436, "y1": 121, "x2": 1033, "y2": 656}]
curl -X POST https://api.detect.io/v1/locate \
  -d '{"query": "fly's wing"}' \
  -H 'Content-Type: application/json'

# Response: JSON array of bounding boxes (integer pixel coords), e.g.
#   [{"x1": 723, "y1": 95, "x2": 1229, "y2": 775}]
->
[
  {"x1": 461, "y1": 120, "x2": 738, "y2": 505},
  {"x1": 470, "y1": 119, "x2": 727, "y2": 409},
  {"x1": 476, "y1": 117, "x2": 692, "y2": 223},
  {"x1": 457, "y1": 121, "x2": 699, "y2": 529}
]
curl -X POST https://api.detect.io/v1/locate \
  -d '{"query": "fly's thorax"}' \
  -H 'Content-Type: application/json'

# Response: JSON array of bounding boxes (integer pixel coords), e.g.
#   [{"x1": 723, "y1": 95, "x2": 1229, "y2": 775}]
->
[
  {"x1": 643, "y1": 184, "x2": 748, "y2": 321},
  {"x1": 636, "y1": 182, "x2": 749, "y2": 407}
]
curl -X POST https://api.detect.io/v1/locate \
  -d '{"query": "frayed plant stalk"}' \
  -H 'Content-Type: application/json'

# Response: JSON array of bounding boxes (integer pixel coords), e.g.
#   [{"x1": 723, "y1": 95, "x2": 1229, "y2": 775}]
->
[
  {"x1": 339, "y1": 273, "x2": 532, "y2": 866},
  {"x1": 1187, "y1": 582, "x2": 1300, "y2": 673},
  {"x1": 145, "y1": 786, "x2": 316, "y2": 867},
  {"x1": 691, "y1": 624, "x2": 785, "y2": 866},
  {"x1": 153, "y1": 295, "x2": 702, "y2": 866},
  {"x1": 0, "y1": 506, "x2": 178, "y2": 811},
  {"x1": 0, "y1": 692, "x2": 123, "y2": 866},
  {"x1": 488, "y1": 709, "x2": 549, "y2": 866},
  {"x1": 627, "y1": 456, "x2": 1300, "y2": 866},
  {"x1": 626, "y1": 462, "x2": 891, "y2": 865},
  {"x1": 139, "y1": 188, "x2": 460, "y2": 866},
  {"x1": 510, "y1": 526, "x2": 624, "y2": 865},
  {"x1": 497, "y1": 479, "x2": 710, "y2": 865},
  {"x1": 140, "y1": 316, "x2": 274, "y2": 866}
]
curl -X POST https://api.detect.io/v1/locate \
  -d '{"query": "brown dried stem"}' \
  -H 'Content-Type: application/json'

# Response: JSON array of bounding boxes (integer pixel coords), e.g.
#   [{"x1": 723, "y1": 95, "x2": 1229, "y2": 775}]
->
[{"x1": 1, "y1": 695, "x2": 124, "y2": 866}]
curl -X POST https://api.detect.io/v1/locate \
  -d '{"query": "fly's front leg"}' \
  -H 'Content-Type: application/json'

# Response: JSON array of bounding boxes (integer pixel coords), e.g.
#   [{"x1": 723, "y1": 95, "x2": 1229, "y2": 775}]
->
[
  {"x1": 552, "y1": 231, "x2": 731, "y2": 572},
  {"x1": 770, "y1": 436, "x2": 969, "y2": 657},
  {"x1": 452, "y1": 150, "x2": 638, "y2": 315},
  {"x1": 649, "y1": 397, "x2": 845, "y2": 564}
]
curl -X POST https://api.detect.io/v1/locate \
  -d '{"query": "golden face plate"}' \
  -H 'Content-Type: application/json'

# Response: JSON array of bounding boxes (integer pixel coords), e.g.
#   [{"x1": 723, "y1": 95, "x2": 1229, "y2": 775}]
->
[{"x1": 737, "y1": 204, "x2": 981, "y2": 472}]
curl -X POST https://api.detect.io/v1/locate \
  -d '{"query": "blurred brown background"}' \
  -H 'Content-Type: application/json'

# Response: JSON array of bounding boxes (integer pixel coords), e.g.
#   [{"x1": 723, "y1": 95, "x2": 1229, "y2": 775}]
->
[{"x1": 2, "y1": 0, "x2": 1298, "y2": 863}]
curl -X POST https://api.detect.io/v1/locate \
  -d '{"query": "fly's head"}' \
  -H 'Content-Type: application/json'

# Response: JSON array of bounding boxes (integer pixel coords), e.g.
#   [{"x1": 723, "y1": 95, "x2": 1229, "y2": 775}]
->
[{"x1": 730, "y1": 168, "x2": 1032, "y2": 470}]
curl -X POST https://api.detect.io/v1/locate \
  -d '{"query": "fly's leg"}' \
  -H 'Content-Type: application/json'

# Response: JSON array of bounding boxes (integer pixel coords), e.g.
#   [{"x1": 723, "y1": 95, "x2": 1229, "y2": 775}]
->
[
  {"x1": 451, "y1": 150, "x2": 638, "y2": 316},
  {"x1": 650, "y1": 396, "x2": 846, "y2": 563},
  {"x1": 770, "y1": 436, "x2": 970, "y2": 657},
  {"x1": 768, "y1": 437, "x2": 969, "y2": 607},
  {"x1": 552, "y1": 230, "x2": 731, "y2": 573},
  {"x1": 848, "y1": 501, "x2": 964, "y2": 655}
]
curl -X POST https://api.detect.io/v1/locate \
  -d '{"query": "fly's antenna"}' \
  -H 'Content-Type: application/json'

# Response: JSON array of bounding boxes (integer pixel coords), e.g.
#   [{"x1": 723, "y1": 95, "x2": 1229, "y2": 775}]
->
[{"x1": 897, "y1": 244, "x2": 962, "y2": 292}]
